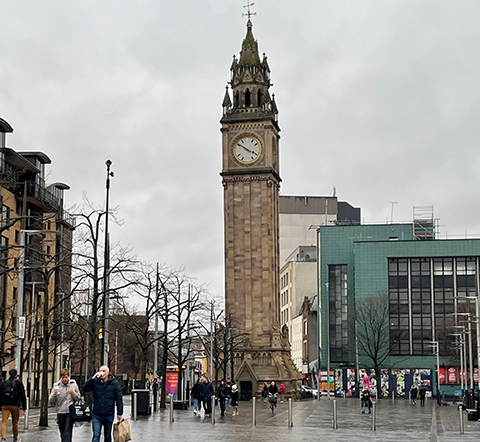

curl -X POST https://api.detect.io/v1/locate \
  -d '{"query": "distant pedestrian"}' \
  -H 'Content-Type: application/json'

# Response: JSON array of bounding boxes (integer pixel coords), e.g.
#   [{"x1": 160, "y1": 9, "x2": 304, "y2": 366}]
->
[
  {"x1": 49, "y1": 368, "x2": 81, "y2": 442},
  {"x1": 418, "y1": 382, "x2": 427, "y2": 406},
  {"x1": 200, "y1": 376, "x2": 214, "y2": 417},
  {"x1": 231, "y1": 384, "x2": 239, "y2": 416},
  {"x1": 410, "y1": 384, "x2": 418, "y2": 405},
  {"x1": 361, "y1": 388, "x2": 372, "y2": 414},
  {"x1": 191, "y1": 378, "x2": 202, "y2": 416},
  {"x1": 216, "y1": 380, "x2": 228, "y2": 417},
  {"x1": 279, "y1": 384, "x2": 285, "y2": 403},
  {"x1": 0, "y1": 368, "x2": 27, "y2": 442},
  {"x1": 83, "y1": 365, "x2": 123, "y2": 442},
  {"x1": 262, "y1": 382, "x2": 268, "y2": 402},
  {"x1": 225, "y1": 377, "x2": 234, "y2": 414}
]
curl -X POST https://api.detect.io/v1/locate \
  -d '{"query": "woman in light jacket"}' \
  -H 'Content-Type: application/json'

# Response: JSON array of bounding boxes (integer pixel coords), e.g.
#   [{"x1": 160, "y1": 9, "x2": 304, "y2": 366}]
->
[{"x1": 49, "y1": 368, "x2": 80, "y2": 442}]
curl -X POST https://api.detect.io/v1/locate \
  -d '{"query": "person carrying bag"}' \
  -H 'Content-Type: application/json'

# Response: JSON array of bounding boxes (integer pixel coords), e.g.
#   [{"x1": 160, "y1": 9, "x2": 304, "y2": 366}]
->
[{"x1": 48, "y1": 368, "x2": 81, "y2": 442}]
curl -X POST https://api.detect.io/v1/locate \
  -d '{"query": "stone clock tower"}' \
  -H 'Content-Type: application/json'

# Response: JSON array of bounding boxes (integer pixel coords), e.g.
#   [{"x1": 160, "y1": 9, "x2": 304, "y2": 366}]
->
[{"x1": 220, "y1": 19, "x2": 301, "y2": 395}]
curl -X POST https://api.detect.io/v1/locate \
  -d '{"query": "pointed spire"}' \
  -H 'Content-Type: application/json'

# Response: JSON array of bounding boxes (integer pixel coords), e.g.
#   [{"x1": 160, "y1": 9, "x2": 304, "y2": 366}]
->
[
  {"x1": 239, "y1": 20, "x2": 261, "y2": 66},
  {"x1": 222, "y1": 85, "x2": 232, "y2": 108}
]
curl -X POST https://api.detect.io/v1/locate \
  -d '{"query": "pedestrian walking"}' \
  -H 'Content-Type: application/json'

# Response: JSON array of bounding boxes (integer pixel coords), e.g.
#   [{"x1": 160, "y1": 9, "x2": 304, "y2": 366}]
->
[
  {"x1": 410, "y1": 384, "x2": 418, "y2": 405},
  {"x1": 49, "y1": 368, "x2": 81, "y2": 442},
  {"x1": 261, "y1": 382, "x2": 268, "y2": 402},
  {"x1": 279, "y1": 384, "x2": 285, "y2": 403},
  {"x1": 0, "y1": 368, "x2": 26, "y2": 442},
  {"x1": 83, "y1": 365, "x2": 123, "y2": 442},
  {"x1": 225, "y1": 377, "x2": 233, "y2": 414},
  {"x1": 216, "y1": 380, "x2": 228, "y2": 417},
  {"x1": 191, "y1": 378, "x2": 202, "y2": 416},
  {"x1": 418, "y1": 382, "x2": 427, "y2": 407},
  {"x1": 268, "y1": 381, "x2": 279, "y2": 395},
  {"x1": 361, "y1": 388, "x2": 372, "y2": 414},
  {"x1": 231, "y1": 384, "x2": 239, "y2": 416},
  {"x1": 199, "y1": 376, "x2": 214, "y2": 417}
]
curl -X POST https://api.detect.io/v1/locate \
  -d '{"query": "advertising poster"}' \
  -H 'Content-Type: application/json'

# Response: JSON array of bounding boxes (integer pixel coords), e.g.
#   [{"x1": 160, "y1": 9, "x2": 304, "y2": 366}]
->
[
  {"x1": 447, "y1": 367, "x2": 458, "y2": 384},
  {"x1": 165, "y1": 371, "x2": 178, "y2": 400},
  {"x1": 439, "y1": 367, "x2": 446, "y2": 384},
  {"x1": 335, "y1": 369, "x2": 343, "y2": 394},
  {"x1": 393, "y1": 369, "x2": 409, "y2": 396},
  {"x1": 381, "y1": 370, "x2": 389, "y2": 397},
  {"x1": 346, "y1": 369, "x2": 356, "y2": 397}
]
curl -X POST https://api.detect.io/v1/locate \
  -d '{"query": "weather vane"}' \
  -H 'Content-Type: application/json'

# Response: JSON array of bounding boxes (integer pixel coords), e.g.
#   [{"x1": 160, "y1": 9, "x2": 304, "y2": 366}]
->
[{"x1": 242, "y1": 2, "x2": 257, "y2": 20}]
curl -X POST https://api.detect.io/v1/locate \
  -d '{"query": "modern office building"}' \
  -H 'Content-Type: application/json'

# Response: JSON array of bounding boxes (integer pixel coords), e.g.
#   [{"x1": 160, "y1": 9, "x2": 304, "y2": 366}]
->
[
  {"x1": 318, "y1": 221, "x2": 480, "y2": 395},
  {"x1": 280, "y1": 246, "x2": 316, "y2": 345},
  {"x1": 279, "y1": 195, "x2": 360, "y2": 266}
]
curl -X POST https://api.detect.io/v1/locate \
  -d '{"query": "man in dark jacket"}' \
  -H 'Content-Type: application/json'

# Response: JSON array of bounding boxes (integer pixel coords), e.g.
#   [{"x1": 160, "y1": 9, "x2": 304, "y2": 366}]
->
[
  {"x1": 216, "y1": 380, "x2": 228, "y2": 417},
  {"x1": 0, "y1": 368, "x2": 26, "y2": 442},
  {"x1": 83, "y1": 365, "x2": 123, "y2": 442},
  {"x1": 199, "y1": 376, "x2": 214, "y2": 417}
]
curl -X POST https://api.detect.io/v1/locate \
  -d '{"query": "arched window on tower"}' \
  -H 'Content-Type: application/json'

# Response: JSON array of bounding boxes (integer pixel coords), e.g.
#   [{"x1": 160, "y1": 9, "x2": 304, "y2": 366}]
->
[
  {"x1": 234, "y1": 91, "x2": 239, "y2": 108},
  {"x1": 257, "y1": 89, "x2": 262, "y2": 108},
  {"x1": 245, "y1": 88, "x2": 251, "y2": 107}
]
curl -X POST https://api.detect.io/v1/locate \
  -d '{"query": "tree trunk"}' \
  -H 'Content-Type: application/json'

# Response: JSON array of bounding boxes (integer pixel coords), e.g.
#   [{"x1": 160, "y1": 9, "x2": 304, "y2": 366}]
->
[{"x1": 39, "y1": 276, "x2": 50, "y2": 427}]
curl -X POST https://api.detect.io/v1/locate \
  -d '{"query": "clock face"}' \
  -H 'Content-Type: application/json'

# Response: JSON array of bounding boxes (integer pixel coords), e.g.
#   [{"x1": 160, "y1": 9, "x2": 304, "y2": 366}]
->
[{"x1": 234, "y1": 136, "x2": 262, "y2": 164}]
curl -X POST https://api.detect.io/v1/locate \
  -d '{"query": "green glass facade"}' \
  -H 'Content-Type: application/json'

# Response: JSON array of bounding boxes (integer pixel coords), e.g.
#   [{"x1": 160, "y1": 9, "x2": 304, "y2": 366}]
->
[{"x1": 318, "y1": 223, "x2": 480, "y2": 387}]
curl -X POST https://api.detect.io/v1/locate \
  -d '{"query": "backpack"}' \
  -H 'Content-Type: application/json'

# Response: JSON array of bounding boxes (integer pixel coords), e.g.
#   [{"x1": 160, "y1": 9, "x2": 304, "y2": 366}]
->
[{"x1": 1, "y1": 379, "x2": 19, "y2": 405}]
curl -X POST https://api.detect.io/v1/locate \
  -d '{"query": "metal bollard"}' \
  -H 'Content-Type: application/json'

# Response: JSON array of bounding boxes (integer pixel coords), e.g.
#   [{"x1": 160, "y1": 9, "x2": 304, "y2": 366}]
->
[
  {"x1": 459, "y1": 405, "x2": 464, "y2": 434},
  {"x1": 133, "y1": 392, "x2": 138, "y2": 421},
  {"x1": 24, "y1": 397, "x2": 29, "y2": 430},
  {"x1": 391, "y1": 390, "x2": 394, "y2": 403},
  {"x1": 211, "y1": 395, "x2": 216, "y2": 424},
  {"x1": 371, "y1": 402, "x2": 376, "y2": 431},
  {"x1": 288, "y1": 397, "x2": 293, "y2": 427},
  {"x1": 169, "y1": 395, "x2": 174, "y2": 423},
  {"x1": 252, "y1": 397, "x2": 256, "y2": 425},
  {"x1": 333, "y1": 399, "x2": 338, "y2": 429},
  {"x1": 343, "y1": 390, "x2": 346, "y2": 401}
]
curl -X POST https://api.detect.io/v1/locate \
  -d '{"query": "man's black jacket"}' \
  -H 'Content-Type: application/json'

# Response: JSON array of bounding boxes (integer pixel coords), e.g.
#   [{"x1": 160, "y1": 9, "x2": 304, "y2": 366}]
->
[{"x1": 83, "y1": 374, "x2": 123, "y2": 416}]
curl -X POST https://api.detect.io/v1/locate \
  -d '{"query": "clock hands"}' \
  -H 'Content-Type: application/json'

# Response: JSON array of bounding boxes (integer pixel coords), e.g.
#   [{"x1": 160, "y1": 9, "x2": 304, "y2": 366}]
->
[{"x1": 239, "y1": 144, "x2": 256, "y2": 155}]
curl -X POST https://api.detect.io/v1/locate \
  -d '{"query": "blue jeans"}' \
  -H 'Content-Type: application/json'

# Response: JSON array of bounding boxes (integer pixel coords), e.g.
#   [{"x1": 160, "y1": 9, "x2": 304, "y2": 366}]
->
[
  {"x1": 92, "y1": 414, "x2": 114, "y2": 442},
  {"x1": 193, "y1": 398, "x2": 201, "y2": 412},
  {"x1": 362, "y1": 401, "x2": 371, "y2": 413}
]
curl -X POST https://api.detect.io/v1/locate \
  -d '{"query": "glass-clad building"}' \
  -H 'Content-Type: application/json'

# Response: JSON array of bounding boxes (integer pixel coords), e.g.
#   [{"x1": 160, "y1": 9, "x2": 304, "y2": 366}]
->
[{"x1": 318, "y1": 223, "x2": 480, "y2": 394}]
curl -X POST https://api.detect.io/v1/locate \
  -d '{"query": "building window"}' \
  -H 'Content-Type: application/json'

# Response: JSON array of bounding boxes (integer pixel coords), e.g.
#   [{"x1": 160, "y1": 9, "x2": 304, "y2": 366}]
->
[
  {"x1": 389, "y1": 256, "x2": 479, "y2": 356},
  {"x1": 328, "y1": 264, "x2": 348, "y2": 363}
]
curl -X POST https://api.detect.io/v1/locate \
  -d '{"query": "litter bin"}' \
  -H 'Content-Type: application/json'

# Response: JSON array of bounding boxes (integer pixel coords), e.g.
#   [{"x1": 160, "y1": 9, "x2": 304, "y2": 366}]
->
[
  {"x1": 173, "y1": 400, "x2": 188, "y2": 410},
  {"x1": 132, "y1": 389, "x2": 151, "y2": 415},
  {"x1": 466, "y1": 409, "x2": 479, "y2": 421}
]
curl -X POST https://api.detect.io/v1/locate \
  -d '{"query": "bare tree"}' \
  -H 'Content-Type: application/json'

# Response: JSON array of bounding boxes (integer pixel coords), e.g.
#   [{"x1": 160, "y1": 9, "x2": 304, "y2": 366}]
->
[
  {"x1": 71, "y1": 200, "x2": 137, "y2": 381},
  {"x1": 354, "y1": 291, "x2": 390, "y2": 382}
]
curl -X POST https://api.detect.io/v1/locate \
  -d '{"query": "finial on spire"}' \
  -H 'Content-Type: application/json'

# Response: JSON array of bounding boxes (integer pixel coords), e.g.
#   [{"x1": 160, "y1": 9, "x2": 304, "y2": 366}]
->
[{"x1": 242, "y1": 2, "x2": 257, "y2": 20}]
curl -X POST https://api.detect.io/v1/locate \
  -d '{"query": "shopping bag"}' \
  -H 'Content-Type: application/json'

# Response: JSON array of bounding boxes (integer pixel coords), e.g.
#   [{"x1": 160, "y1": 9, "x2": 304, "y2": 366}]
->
[
  {"x1": 69, "y1": 401, "x2": 92, "y2": 422},
  {"x1": 113, "y1": 418, "x2": 131, "y2": 442}
]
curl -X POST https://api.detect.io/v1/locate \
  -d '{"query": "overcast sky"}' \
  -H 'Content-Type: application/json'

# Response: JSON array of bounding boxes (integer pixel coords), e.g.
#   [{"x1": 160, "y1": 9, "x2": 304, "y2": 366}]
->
[{"x1": 1, "y1": 1, "x2": 479, "y2": 299}]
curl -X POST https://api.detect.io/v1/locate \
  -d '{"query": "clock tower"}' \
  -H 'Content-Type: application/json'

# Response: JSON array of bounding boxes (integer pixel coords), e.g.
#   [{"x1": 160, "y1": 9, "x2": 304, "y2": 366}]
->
[{"x1": 221, "y1": 19, "x2": 301, "y2": 395}]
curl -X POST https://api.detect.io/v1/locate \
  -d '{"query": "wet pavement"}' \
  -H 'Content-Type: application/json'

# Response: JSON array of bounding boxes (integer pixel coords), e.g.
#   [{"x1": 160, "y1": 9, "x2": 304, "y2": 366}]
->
[{"x1": 11, "y1": 395, "x2": 480, "y2": 441}]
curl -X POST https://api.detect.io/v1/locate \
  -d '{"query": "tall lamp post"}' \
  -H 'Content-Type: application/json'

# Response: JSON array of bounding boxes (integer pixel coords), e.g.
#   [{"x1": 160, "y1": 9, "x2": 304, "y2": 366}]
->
[{"x1": 101, "y1": 159, "x2": 114, "y2": 366}]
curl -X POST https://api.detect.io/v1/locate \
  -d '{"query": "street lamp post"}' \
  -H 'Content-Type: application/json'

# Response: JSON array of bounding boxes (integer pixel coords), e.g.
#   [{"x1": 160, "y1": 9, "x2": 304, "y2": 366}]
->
[
  {"x1": 101, "y1": 159, "x2": 114, "y2": 366},
  {"x1": 325, "y1": 282, "x2": 331, "y2": 400},
  {"x1": 428, "y1": 341, "x2": 440, "y2": 404}
]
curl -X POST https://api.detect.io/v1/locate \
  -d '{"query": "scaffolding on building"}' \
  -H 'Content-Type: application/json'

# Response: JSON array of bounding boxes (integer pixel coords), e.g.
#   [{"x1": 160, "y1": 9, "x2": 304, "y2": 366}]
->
[{"x1": 413, "y1": 205, "x2": 436, "y2": 240}]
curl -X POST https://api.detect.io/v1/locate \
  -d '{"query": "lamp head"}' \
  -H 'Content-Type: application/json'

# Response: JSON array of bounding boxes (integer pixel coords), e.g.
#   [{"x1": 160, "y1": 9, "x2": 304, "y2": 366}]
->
[{"x1": 105, "y1": 159, "x2": 112, "y2": 167}]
